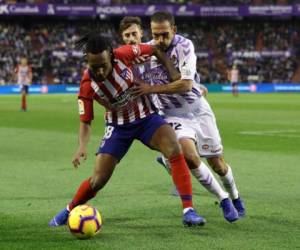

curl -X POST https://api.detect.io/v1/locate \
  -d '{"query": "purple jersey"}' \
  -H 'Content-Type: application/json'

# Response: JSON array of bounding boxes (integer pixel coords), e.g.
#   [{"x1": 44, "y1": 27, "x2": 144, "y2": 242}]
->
[{"x1": 142, "y1": 35, "x2": 202, "y2": 112}]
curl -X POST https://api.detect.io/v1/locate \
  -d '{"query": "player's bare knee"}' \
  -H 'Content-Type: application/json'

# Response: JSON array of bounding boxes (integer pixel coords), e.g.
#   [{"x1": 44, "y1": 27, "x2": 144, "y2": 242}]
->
[
  {"x1": 184, "y1": 152, "x2": 200, "y2": 169},
  {"x1": 159, "y1": 137, "x2": 181, "y2": 158},
  {"x1": 166, "y1": 144, "x2": 182, "y2": 159},
  {"x1": 207, "y1": 157, "x2": 227, "y2": 176}
]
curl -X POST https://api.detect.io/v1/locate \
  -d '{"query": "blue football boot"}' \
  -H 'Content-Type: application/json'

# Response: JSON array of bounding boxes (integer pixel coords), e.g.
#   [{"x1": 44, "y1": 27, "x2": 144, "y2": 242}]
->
[
  {"x1": 49, "y1": 208, "x2": 70, "y2": 227},
  {"x1": 233, "y1": 197, "x2": 246, "y2": 218},
  {"x1": 183, "y1": 209, "x2": 206, "y2": 227},
  {"x1": 220, "y1": 198, "x2": 239, "y2": 223}
]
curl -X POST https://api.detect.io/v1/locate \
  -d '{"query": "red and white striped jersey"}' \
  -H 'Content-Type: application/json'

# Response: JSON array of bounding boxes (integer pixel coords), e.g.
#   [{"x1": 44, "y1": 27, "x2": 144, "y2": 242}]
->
[
  {"x1": 78, "y1": 44, "x2": 156, "y2": 125},
  {"x1": 230, "y1": 69, "x2": 239, "y2": 83},
  {"x1": 15, "y1": 65, "x2": 32, "y2": 85}
]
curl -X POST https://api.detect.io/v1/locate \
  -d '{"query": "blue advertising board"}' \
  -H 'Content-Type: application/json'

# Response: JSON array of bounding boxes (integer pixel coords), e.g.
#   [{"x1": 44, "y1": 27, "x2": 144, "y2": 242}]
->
[
  {"x1": 0, "y1": 84, "x2": 300, "y2": 95},
  {"x1": 0, "y1": 85, "x2": 79, "y2": 94}
]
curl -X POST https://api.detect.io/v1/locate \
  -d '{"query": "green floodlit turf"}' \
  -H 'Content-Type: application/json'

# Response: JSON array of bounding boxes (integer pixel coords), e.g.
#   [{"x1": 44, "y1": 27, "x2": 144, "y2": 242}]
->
[{"x1": 0, "y1": 93, "x2": 299, "y2": 250}]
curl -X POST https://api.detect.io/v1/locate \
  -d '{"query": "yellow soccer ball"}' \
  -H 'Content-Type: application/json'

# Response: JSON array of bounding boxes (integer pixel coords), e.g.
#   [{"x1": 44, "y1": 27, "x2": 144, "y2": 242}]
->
[{"x1": 67, "y1": 205, "x2": 102, "y2": 239}]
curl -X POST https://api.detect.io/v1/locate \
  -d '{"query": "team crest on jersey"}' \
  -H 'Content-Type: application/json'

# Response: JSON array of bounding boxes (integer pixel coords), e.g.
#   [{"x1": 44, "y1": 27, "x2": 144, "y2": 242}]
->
[
  {"x1": 78, "y1": 99, "x2": 85, "y2": 115},
  {"x1": 131, "y1": 45, "x2": 141, "y2": 56},
  {"x1": 120, "y1": 68, "x2": 132, "y2": 81}
]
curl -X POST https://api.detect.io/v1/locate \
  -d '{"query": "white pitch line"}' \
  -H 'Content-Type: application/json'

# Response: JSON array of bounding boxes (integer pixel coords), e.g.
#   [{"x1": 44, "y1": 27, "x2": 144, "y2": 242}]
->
[{"x1": 239, "y1": 130, "x2": 300, "y2": 138}]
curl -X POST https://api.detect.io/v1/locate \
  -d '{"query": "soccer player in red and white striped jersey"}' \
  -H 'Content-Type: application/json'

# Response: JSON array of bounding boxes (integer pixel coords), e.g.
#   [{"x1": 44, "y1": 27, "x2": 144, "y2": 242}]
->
[
  {"x1": 49, "y1": 32, "x2": 206, "y2": 227},
  {"x1": 15, "y1": 57, "x2": 32, "y2": 111},
  {"x1": 78, "y1": 44, "x2": 156, "y2": 125}
]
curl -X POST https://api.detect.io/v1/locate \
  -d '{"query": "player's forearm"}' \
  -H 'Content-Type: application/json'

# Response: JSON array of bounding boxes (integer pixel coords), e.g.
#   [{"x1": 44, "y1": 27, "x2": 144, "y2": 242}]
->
[
  {"x1": 152, "y1": 47, "x2": 181, "y2": 81},
  {"x1": 78, "y1": 121, "x2": 91, "y2": 148},
  {"x1": 150, "y1": 79, "x2": 192, "y2": 94}
]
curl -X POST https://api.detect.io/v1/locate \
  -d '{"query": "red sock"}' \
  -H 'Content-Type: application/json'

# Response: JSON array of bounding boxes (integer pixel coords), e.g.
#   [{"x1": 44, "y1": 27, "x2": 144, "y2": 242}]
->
[
  {"x1": 68, "y1": 178, "x2": 97, "y2": 211},
  {"x1": 169, "y1": 154, "x2": 193, "y2": 209},
  {"x1": 21, "y1": 95, "x2": 26, "y2": 110}
]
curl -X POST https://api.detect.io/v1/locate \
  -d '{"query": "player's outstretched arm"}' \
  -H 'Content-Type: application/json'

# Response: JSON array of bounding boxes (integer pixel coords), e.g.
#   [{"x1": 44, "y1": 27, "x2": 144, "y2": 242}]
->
[
  {"x1": 72, "y1": 121, "x2": 91, "y2": 168},
  {"x1": 152, "y1": 46, "x2": 181, "y2": 82},
  {"x1": 132, "y1": 78, "x2": 192, "y2": 97}
]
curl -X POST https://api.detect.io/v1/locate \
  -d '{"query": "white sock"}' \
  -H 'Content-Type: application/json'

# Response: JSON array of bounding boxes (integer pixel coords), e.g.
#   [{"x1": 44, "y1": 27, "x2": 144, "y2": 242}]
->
[
  {"x1": 220, "y1": 165, "x2": 239, "y2": 200},
  {"x1": 183, "y1": 207, "x2": 193, "y2": 214},
  {"x1": 191, "y1": 162, "x2": 229, "y2": 201}
]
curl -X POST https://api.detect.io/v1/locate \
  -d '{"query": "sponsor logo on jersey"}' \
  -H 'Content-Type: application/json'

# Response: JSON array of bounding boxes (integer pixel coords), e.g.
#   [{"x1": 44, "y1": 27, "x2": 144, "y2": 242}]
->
[
  {"x1": 111, "y1": 88, "x2": 133, "y2": 108},
  {"x1": 142, "y1": 67, "x2": 169, "y2": 82},
  {"x1": 211, "y1": 148, "x2": 222, "y2": 153}
]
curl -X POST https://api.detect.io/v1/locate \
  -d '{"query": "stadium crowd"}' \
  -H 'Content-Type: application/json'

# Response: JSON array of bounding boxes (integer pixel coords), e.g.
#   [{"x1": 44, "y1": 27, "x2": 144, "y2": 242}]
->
[{"x1": 0, "y1": 18, "x2": 299, "y2": 84}]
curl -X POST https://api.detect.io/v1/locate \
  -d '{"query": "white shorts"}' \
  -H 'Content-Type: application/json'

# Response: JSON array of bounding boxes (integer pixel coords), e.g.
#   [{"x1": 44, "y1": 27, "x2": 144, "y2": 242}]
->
[{"x1": 164, "y1": 97, "x2": 223, "y2": 157}]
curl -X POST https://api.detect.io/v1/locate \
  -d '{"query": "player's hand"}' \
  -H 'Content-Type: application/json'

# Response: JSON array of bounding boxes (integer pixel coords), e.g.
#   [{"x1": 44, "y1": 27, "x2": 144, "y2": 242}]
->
[
  {"x1": 200, "y1": 84, "x2": 208, "y2": 96},
  {"x1": 72, "y1": 147, "x2": 87, "y2": 168},
  {"x1": 132, "y1": 54, "x2": 150, "y2": 64},
  {"x1": 132, "y1": 80, "x2": 152, "y2": 97}
]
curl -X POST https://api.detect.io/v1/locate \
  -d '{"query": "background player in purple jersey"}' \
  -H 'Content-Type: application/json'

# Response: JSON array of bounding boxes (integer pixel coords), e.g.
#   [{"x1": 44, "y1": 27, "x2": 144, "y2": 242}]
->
[
  {"x1": 49, "y1": 32, "x2": 206, "y2": 228},
  {"x1": 120, "y1": 13, "x2": 245, "y2": 222}
]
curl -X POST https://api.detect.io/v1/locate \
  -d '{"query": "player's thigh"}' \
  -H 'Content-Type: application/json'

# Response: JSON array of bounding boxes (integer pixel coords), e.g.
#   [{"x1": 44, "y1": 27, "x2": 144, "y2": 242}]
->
[
  {"x1": 165, "y1": 116, "x2": 197, "y2": 142},
  {"x1": 137, "y1": 113, "x2": 181, "y2": 158},
  {"x1": 98, "y1": 124, "x2": 134, "y2": 162},
  {"x1": 179, "y1": 138, "x2": 201, "y2": 169},
  {"x1": 167, "y1": 117, "x2": 202, "y2": 167},
  {"x1": 197, "y1": 113, "x2": 223, "y2": 157},
  {"x1": 149, "y1": 123, "x2": 181, "y2": 158},
  {"x1": 153, "y1": 116, "x2": 196, "y2": 159},
  {"x1": 91, "y1": 153, "x2": 118, "y2": 190},
  {"x1": 195, "y1": 100, "x2": 223, "y2": 157}
]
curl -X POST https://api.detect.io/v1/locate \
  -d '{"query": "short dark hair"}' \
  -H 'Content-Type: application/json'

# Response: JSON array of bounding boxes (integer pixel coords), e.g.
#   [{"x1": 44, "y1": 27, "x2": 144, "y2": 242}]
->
[
  {"x1": 75, "y1": 31, "x2": 111, "y2": 54},
  {"x1": 119, "y1": 16, "x2": 142, "y2": 34},
  {"x1": 151, "y1": 11, "x2": 175, "y2": 26}
]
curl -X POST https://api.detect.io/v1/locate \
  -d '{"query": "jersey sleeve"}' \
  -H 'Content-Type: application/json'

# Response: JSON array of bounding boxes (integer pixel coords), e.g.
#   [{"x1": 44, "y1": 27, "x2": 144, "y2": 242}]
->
[
  {"x1": 114, "y1": 44, "x2": 153, "y2": 65},
  {"x1": 177, "y1": 40, "x2": 197, "y2": 81},
  {"x1": 78, "y1": 74, "x2": 94, "y2": 122}
]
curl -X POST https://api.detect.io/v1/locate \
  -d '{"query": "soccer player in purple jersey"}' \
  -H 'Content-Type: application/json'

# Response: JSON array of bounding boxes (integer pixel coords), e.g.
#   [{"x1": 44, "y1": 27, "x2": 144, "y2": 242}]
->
[
  {"x1": 49, "y1": 31, "x2": 206, "y2": 228},
  {"x1": 119, "y1": 14, "x2": 245, "y2": 222}
]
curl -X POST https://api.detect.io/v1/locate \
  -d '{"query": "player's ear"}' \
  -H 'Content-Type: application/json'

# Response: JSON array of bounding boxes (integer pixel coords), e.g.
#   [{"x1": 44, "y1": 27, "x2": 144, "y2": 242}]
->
[{"x1": 173, "y1": 26, "x2": 177, "y2": 34}]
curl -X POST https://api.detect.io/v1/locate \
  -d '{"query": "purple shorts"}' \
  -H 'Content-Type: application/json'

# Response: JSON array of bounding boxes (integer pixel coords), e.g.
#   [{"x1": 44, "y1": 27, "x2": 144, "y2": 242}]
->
[{"x1": 97, "y1": 113, "x2": 167, "y2": 161}]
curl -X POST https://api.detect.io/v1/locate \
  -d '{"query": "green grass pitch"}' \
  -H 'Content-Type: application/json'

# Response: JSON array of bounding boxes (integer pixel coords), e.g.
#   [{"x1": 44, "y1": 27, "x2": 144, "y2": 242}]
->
[{"x1": 0, "y1": 93, "x2": 299, "y2": 250}]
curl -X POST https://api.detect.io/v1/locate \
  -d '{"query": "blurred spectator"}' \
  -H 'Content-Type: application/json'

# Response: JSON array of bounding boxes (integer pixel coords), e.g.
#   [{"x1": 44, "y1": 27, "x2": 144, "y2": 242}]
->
[{"x1": 0, "y1": 19, "x2": 299, "y2": 84}]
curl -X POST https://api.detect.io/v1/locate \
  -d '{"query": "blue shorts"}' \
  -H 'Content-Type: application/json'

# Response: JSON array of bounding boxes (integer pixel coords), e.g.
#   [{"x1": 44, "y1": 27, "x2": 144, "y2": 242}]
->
[
  {"x1": 21, "y1": 85, "x2": 29, "y2": 94},
  {"x1": 97, "y1": 113, "x2": 167, "y2": 161}
]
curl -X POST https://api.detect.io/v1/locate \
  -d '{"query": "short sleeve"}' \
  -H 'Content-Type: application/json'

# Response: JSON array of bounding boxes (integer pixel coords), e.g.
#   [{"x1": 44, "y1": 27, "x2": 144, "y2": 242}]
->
[
  {"x1": 78, "y1": 75, "x2": 94, "y2": 122},
  {"x1": 114, "y1": 44, "x2": 153, "y2": 65},
  {"x1": 178, "y1": 40, "x2": 197, "y2": 81}
]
